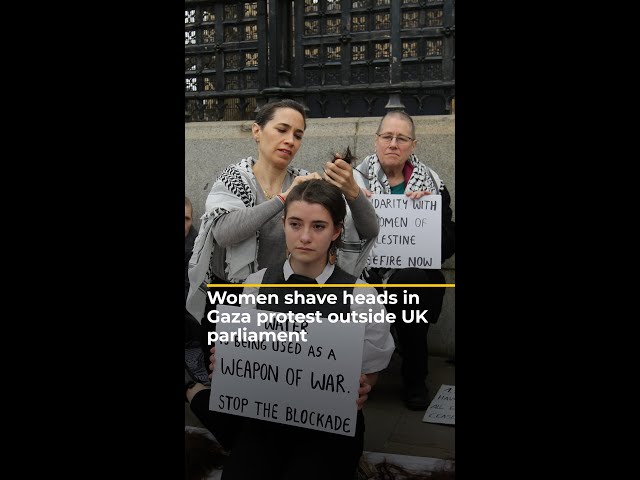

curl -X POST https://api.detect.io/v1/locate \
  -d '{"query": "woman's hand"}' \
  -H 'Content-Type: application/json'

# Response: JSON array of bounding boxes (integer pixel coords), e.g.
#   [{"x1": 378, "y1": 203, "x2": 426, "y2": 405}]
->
[
  {"x1": 208, "y1": 346, "x2": 216, "y2": 379},
  {"x1": 281, "y1": 173, "x2": 323, "y2": 199},
  {"x1": 405, "y1": 190, "x2": 432, "y2": 200},
  {"x1": 324, "y1": 157, "x2": 361, "y2": 201},
  {"x1": 356, "y1": 374, "x2": 373, "y2": 410}
]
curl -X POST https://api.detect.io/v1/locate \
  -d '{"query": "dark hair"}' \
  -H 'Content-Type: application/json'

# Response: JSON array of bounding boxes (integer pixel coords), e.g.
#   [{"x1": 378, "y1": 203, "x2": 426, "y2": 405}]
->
[
  {"x1": 376, "y1": 110, "x2": 416, "y2": 139},
  {"x1": 284, "y1": 179, "x2": 345, "y2": 247},
  {"x1": 362, "y1": 459, "x2": 455, "y2": 480},
  {"x1": 255, "y1": 99, "x2": 307, "y2": 130}
]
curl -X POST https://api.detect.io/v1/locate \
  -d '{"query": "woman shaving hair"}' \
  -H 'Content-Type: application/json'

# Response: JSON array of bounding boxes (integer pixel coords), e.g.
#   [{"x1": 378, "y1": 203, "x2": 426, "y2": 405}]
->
[
  {"x1": 186, "y1": 100, "x2": 380, "y2": 369},
  {"x1": 186, "y1": 180, "x2": 394, "y2": 480}
]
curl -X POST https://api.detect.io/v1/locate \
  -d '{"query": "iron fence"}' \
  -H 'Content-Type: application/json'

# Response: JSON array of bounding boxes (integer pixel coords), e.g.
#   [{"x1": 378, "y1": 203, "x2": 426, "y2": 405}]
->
[{"x1": 185, "y1": 0, "x2": 454, "y2": 121}]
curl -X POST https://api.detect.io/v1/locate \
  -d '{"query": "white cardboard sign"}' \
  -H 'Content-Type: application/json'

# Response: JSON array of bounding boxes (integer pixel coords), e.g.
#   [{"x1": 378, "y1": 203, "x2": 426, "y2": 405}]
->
[
  {"x1": 422, "y1": 384, "x2": 455, "y2": 425},
  {"x1": 209, "y1": 304, "x2": 365, "y2": 437},
  {"x1": 369, "y1": 194, "x2": 441, "y2": 269}
]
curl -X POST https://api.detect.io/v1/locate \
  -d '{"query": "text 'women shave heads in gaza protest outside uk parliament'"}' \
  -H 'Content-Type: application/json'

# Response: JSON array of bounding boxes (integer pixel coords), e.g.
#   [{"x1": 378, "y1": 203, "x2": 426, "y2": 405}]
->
[{"x1": 204, "y1": 288, "x2": 431, "y2": 345}]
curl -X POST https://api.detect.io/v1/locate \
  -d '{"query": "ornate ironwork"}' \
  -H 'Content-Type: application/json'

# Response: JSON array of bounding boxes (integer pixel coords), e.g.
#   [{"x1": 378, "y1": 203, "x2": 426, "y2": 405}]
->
[
  {"x1": 316, "y1": 95, "x2": 330, "y2": 116},
  {"x1": 185, "y1": 0, "x2": 455, "y2": 122},
  {"x1": 364, "y1": 96, "x2": 377, "y2": 114},
  {"x1": 341, "y1": 93, "x2": 352, "y2": 114},
  {"x1": 413, "y1": 94, "x2": 428, "y2": 111},
  {"x1": 339, "y1": 28, "x2": 352, "y2": 44}
]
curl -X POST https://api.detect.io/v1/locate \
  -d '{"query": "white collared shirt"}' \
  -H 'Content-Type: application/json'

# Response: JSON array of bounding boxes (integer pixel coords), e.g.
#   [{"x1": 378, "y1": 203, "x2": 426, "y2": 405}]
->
[
  {"x1": 282, "y1": 258, "x2": 336, "y2": 283},
  {"x1": 242, "y1": 260, "x2": 395, "y2": 374}
]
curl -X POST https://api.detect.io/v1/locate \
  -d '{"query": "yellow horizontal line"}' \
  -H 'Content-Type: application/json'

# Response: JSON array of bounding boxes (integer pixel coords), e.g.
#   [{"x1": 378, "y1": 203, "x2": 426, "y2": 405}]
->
[{"x1": 207, "y1": 284, "x2": 455, "y2": 288}]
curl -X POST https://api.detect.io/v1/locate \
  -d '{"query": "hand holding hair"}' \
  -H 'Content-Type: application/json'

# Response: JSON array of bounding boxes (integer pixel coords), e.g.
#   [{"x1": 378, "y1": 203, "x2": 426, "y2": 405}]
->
[
  {"x1": 323, "y1": 147, "x2": 362, "y2": 201},
  {"x1": 281, "y1": 172, "x2": 323, "y2": 200}
]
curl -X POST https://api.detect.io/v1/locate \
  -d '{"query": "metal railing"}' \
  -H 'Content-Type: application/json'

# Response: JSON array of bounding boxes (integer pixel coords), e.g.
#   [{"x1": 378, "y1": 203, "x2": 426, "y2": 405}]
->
[{"x1": 185, "y1": 0, "x2": 454, "y2": 121}]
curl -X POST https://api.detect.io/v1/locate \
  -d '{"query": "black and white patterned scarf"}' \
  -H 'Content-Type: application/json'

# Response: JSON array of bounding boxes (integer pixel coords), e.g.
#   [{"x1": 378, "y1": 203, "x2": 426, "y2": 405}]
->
[
  {"x1": 362, "y1": 153, "x2": 443, "y2": 195},
  {"x1": 187, "y1": 156, "x2": 308, "y2": 320},
  {"x1": 207, "y1": 158, "x2": 256, "y2": 220},
  {"x1": 203, "y1": 157, "x2": 307, "y2": 284}
]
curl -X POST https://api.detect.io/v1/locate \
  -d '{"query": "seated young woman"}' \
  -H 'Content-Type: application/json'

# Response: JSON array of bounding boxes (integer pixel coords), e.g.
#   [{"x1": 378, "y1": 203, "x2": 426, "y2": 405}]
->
[{"x1": 187, "y1": 179, "x2": 394, "y2": 480}]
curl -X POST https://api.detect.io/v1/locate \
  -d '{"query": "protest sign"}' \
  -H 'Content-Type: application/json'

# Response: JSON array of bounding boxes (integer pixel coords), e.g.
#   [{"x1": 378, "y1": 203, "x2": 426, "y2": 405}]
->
[
  {"x1": 369, "y1": 194, "x2": 441, "y2": 269},
  {"x1": 209, "y1": 304, "x2": 365, "y2": 437},
  {"x1": 422, "y1": 384, "x2": 455, "y2": 425}
]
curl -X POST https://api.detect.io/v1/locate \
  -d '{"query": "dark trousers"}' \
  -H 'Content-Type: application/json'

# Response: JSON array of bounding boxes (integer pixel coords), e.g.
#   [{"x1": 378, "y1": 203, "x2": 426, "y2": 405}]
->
[
  {"x1": 369, "y1": 268, "x2": 445, "y2": 386},
  {"x1": 191, "y1": 389, "x2": 364, "y2": 480}
]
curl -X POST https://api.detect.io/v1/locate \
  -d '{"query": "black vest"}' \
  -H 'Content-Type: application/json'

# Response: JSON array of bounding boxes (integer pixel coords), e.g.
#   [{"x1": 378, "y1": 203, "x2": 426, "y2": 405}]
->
[{"x1": 259, "y1": 264, "x2": 356, "y2": 317}]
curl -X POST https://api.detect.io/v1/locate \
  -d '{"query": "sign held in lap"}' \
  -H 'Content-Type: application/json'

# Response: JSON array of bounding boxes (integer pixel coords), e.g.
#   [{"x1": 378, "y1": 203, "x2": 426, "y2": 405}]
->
[{"x1": 209, "y1": 305, "x2": 365, "y2": 437}]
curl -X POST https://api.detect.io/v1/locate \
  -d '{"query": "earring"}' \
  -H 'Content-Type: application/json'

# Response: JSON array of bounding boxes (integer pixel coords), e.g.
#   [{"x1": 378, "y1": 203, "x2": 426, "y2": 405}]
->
[{"x1": 328, "y1": 242, "x2": 337, "y2": 265}]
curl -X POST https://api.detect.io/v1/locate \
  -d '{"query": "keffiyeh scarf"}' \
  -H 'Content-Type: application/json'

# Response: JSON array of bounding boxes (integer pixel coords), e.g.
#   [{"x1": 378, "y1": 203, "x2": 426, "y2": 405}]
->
[
  {"x1": 186, "y1": 157, "x2": 307, "y2": 321},
  {"x1": 361, "y1": 152, "x2": 443, "y2": 195}
]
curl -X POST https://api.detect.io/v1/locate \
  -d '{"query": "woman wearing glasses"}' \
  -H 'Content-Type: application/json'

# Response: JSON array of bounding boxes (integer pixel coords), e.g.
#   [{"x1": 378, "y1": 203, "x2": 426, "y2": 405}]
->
[
  {"x1": 186, "y1": 99, "x2": 379, "y2": 371},
  {"x1": 352, "y1": 111, "x2": 456, "y2": 411}
]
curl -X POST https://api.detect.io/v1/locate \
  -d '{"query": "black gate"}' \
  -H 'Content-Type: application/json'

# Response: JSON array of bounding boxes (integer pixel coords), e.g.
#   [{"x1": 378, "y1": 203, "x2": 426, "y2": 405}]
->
[{"x1": 185, "y1": 0, "x2": 454, "y2": 121}]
